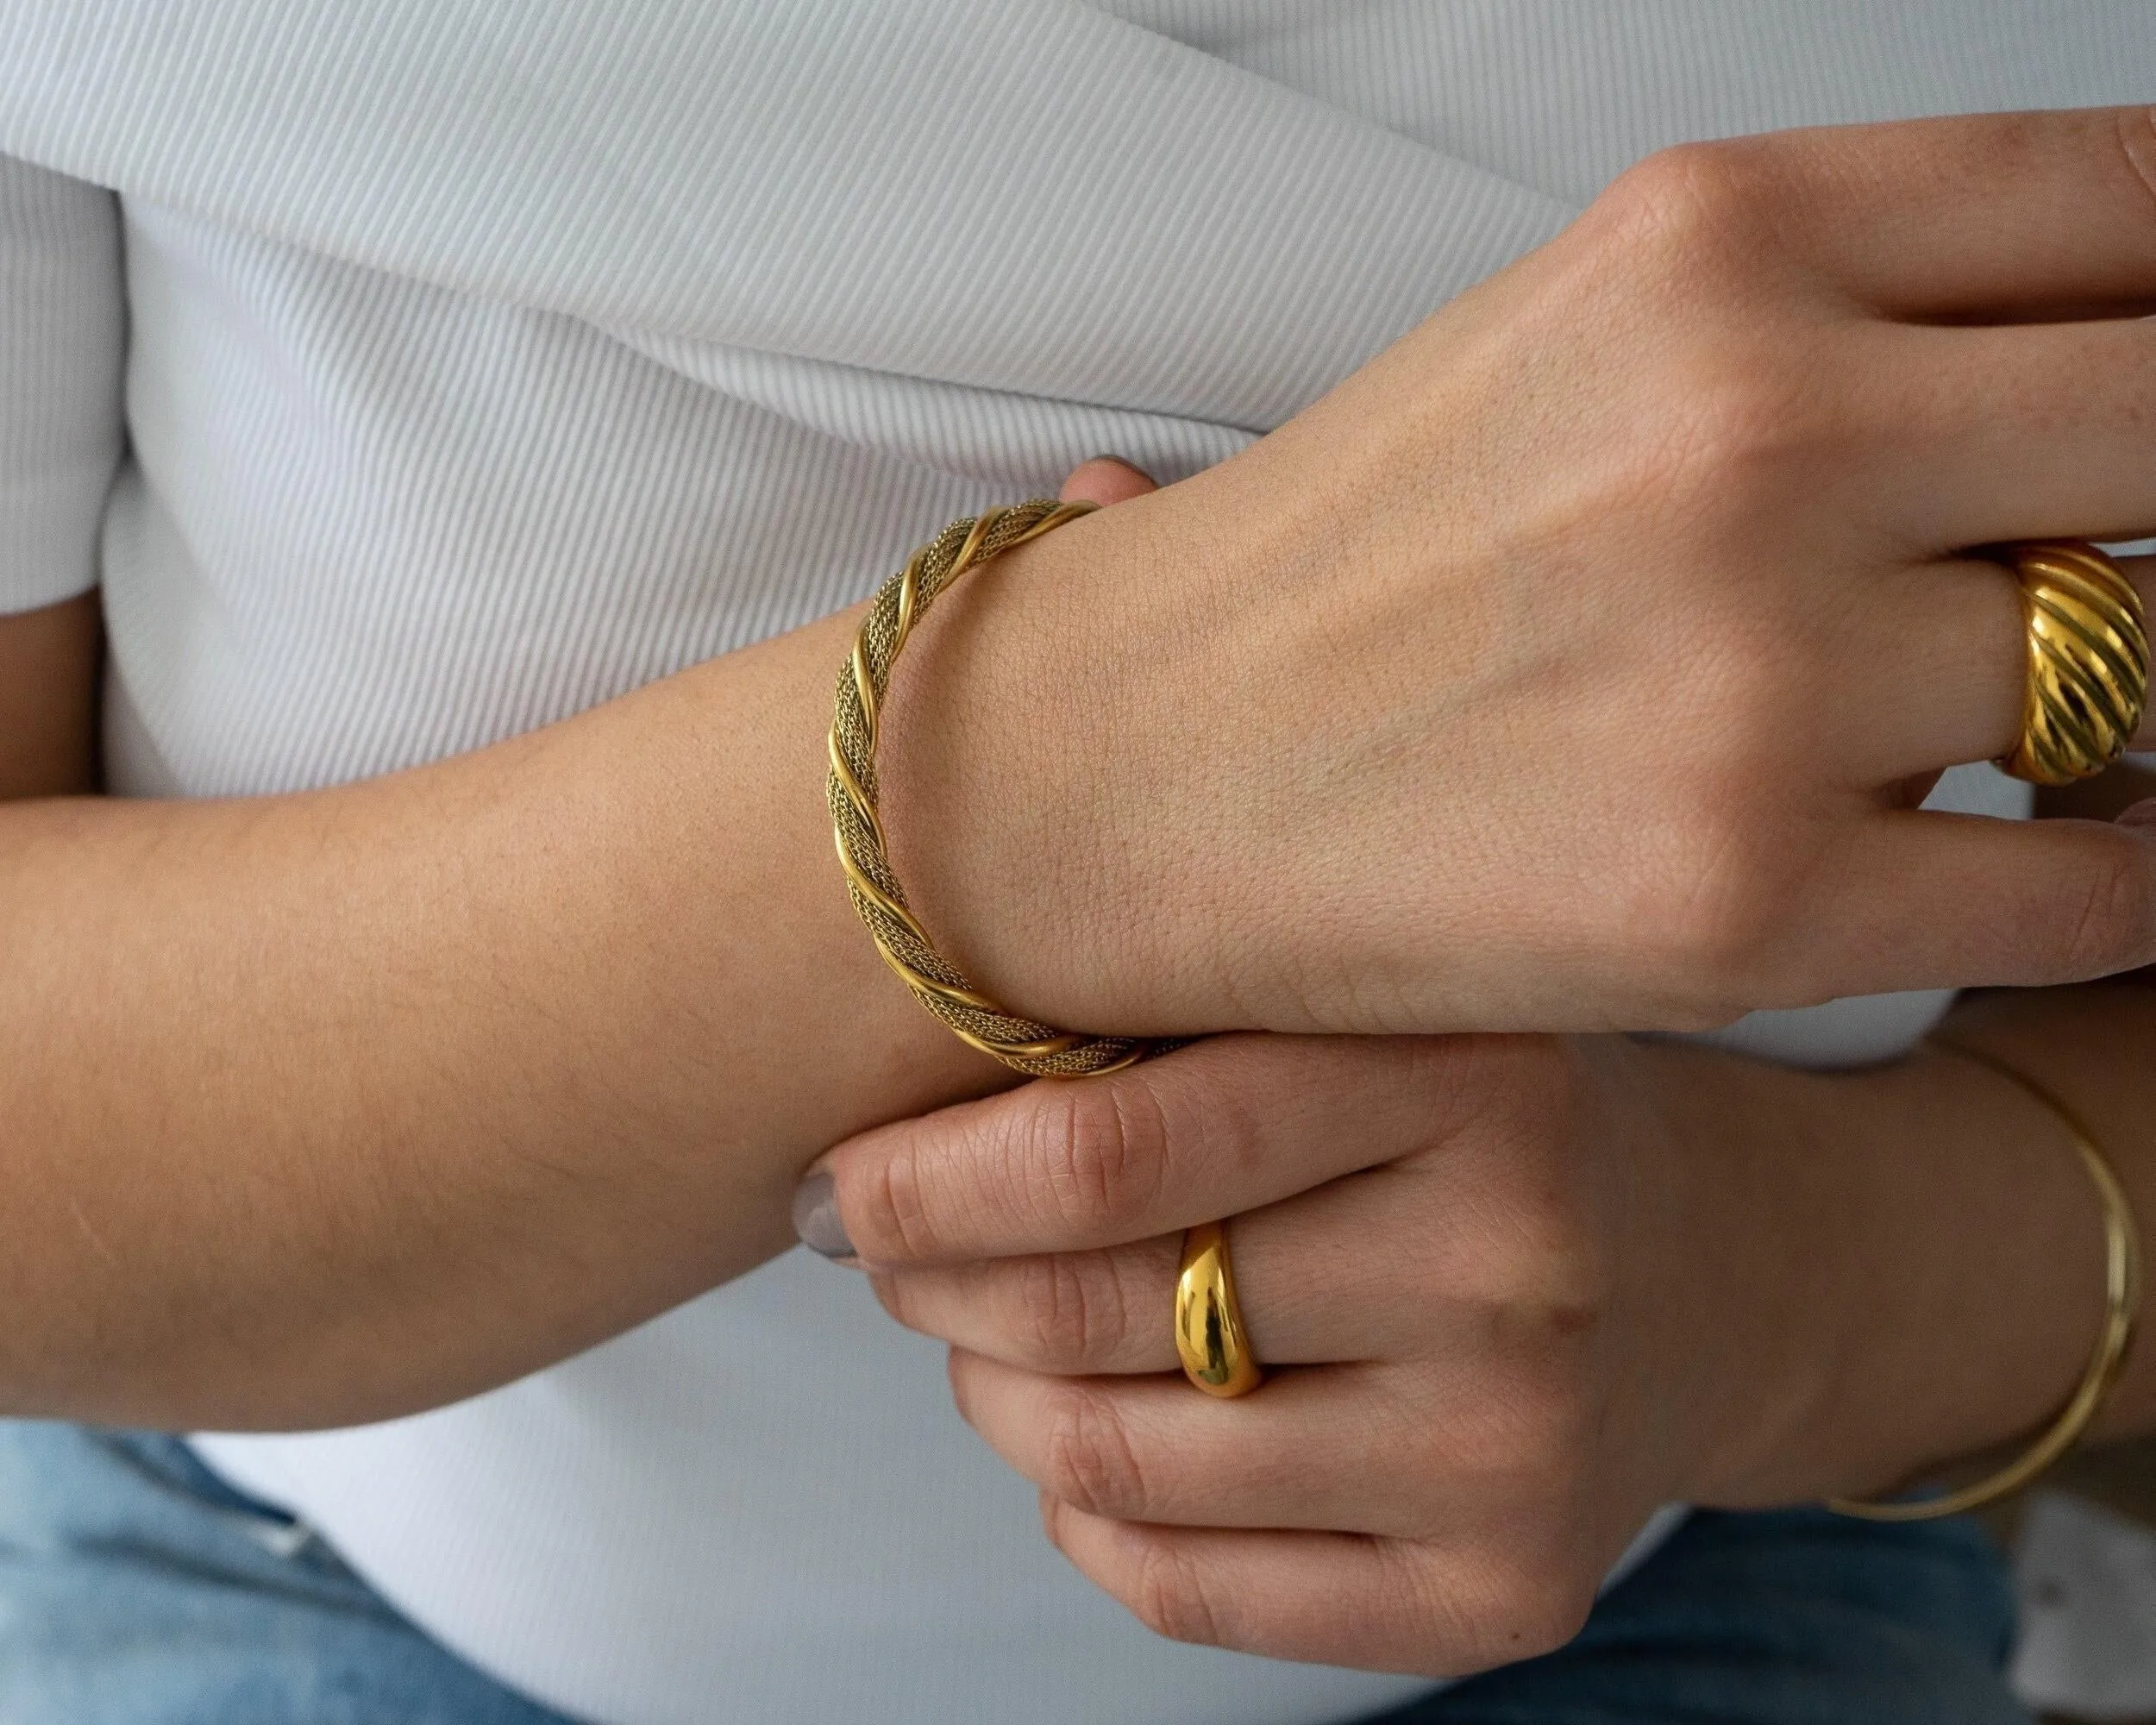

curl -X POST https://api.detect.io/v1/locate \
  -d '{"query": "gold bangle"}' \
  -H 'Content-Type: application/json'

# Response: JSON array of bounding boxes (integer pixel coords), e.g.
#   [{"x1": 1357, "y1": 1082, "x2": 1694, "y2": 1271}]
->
[
  {"x1": 1827, "y1": 1041, "x2": 2140, "y2": 1522},
  {"x1": 829, "y1": 502, "x2": 1160, "y2": 1078}
]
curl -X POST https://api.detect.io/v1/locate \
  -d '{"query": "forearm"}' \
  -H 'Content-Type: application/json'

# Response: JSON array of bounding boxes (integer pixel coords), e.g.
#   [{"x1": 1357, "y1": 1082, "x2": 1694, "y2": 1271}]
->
[
  {"x1": 1657, "y1": 982, "x2": 2156, "y2": 1509},
  {"x1": 0, "y1": 593, "x2": 98, "y2": 797},
  {"x1": 0, "y1": 603, "x2": 1015, "y2": 1431}
]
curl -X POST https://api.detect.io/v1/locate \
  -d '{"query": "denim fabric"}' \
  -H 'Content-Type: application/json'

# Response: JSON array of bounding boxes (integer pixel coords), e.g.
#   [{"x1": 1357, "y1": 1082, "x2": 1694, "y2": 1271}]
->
[
  {"x1": 0, "y1": 1421, "x2": 2028, "y2": 1725},
  {"x1": 1375, "y1": 1508, "x2": 2029, "y2": 1725},
  {"x1": 0, "y1": 1422, "x2": 577, "y2": 1724}
]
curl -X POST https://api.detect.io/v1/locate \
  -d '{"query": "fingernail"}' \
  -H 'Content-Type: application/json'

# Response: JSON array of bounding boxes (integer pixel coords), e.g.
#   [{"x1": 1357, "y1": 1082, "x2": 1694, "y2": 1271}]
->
[
  {"x1": 792, "y1": 1170, "x2": 856, "y2": 1261},
  {"x1": 2119, "y1": 798, "x2": 2156, "y2": 831}
]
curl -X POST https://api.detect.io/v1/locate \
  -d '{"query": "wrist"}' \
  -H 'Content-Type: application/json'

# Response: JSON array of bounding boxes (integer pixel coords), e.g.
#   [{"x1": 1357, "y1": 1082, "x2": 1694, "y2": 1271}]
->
[
  {"x1": 870, "y1": 486, "x2": 1275, "y2": 1036},
  {"x1": 1658, "y1": 1043, "x2": 2110, "y2": 1509},
  {"x1": 1619, "y1": 1044, "x2": 1852, "y2": 1507}
]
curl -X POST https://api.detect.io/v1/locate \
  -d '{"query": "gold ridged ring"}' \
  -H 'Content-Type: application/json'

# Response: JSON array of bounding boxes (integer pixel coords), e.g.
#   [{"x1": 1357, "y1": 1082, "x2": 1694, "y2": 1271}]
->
[
  {"x1": 1996, "y1": 540, "x2": 2147, "y2": 787},
  {"x1": 1175, "y1": 1220, "x2": 1263, "y2": 1398}
]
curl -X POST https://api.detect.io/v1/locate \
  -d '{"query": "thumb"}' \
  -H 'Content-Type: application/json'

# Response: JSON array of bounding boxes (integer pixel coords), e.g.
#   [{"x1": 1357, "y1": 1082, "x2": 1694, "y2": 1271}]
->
[
  {"x1": 2118, "y1": 796, "x2": 2156, "y2": 834},
  {"x1": 793, "y1": 1034, "x2": 1466, "y2": 1270},
  {"x1": 1059, "y1": 456, "x2": 1157, "y2": 509}
]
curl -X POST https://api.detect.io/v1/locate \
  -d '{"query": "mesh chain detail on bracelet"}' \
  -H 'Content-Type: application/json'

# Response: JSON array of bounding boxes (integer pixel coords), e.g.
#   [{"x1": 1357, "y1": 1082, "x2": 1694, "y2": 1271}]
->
[{"x1": 828, "y1": 500, "x2": 1159, "y2": 1079}]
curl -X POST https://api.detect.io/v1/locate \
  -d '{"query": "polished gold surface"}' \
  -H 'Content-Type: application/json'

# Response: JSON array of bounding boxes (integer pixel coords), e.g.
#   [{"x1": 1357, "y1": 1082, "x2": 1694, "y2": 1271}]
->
[
  {"x1": 1175, "y1": 1219, "x2": 1264, "y2": 1398},
  {"x1": 829, "y1": 501, "x2": 1158, "y2": 1078},
  {"x1": 1829, "y1": 1042, "x2": 2141, "y2": 1522},
  {"x1": 1998, "y1": 540, "x2": 2147, "y2": 787}
]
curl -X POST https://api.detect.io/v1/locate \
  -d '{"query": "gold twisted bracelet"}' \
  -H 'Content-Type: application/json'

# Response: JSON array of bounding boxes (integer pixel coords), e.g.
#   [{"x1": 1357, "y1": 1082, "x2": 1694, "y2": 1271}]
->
[
  {"x1": 1828, "y1": 1040, "x2": 2140, "y2": 1522},
  {"x1": 829, "y1": 501, "x2": 1162, "y2": 1078}
]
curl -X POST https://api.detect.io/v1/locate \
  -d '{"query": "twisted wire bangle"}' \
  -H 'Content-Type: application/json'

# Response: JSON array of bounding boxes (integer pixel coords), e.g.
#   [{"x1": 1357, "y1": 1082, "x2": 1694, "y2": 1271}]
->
[
  {"x1": 828, "y1": 501, "x2": 1158, "y2": 1078},
  {"x1": 1827, "y1": 1039, "x2": 2141, "y2": 1522}
]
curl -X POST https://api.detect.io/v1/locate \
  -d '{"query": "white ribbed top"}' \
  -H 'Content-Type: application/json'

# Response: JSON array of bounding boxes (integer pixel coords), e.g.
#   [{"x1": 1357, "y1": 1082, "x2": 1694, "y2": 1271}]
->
[{"x1": 0, "y1": 5, "x2": 2128, "y2": 1722}]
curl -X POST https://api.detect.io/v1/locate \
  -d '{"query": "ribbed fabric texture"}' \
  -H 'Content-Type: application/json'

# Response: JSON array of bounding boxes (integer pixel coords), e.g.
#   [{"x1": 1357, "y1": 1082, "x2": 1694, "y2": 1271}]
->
[
  {"x1": 0, "y1": 155, "x2": 122, "y2": 612},
  {"x1": 0, "y1": 5, "x2": 2137, "y2": 1723}
]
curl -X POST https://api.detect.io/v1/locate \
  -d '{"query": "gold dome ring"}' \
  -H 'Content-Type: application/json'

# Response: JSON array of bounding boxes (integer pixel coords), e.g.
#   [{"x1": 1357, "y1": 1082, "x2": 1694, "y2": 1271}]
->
[{"x1": 1174, "y1": 1220, "x2": 1263, "y2": 1398}]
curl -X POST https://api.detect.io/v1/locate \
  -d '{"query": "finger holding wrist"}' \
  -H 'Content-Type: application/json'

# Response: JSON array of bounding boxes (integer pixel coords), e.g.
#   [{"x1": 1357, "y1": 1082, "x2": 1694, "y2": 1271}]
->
[
  {"x1": 871, "y1": 1109, "x2": 1606, "y2": 1378},
  {"x1": 809, "y1": 1033, "x2": 1470, "y2": 1269}
]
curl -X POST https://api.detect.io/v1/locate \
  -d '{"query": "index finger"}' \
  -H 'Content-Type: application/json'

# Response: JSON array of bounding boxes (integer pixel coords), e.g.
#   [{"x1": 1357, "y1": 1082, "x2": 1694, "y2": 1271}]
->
[
  {"x1": 800, "y1": 1032, "x2": 1491, "y2": 1267},
  {"x1": 1614, "y1": 106, "x2": 2156, "y2": 317}
]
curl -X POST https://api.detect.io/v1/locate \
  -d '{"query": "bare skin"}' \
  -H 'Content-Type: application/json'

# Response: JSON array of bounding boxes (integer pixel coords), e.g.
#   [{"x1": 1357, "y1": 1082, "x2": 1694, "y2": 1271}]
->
[{"x1": 2, "y1": 106, "x2": 2156, "y2": 1443}]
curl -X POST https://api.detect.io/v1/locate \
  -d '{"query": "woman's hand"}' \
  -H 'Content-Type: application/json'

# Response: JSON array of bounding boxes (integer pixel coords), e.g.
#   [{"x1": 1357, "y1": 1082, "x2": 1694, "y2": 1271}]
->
[
  {"x1": 886, "y1": 106, "x2": 2156, "y2": 1038},
  {"x1": 800, "y1": 1030, "x2": 2130, "y2": 1675}
]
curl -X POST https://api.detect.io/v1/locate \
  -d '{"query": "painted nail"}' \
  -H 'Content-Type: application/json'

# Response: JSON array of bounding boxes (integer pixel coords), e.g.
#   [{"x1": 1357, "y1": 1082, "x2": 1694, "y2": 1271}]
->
[{"x1": 792, "y1": 1170, "x2": 856, "y2": 1261}]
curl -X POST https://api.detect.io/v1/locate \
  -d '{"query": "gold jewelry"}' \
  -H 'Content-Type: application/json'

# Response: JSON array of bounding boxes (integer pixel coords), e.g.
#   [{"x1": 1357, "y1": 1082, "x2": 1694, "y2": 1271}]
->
[
  {"x1": 1828, "y1": 1041, "x2": 2140, "y2": 1522},
  {"x1": 1996, "y1": 539, "x2": 2147, "y2": 787},
  {"x1": 830, "y1": 501, "x2": 1157, "y2": 1078},
  {"x1": 1175, "y1": 1219, "x2": 1264, "y2": 1398}
]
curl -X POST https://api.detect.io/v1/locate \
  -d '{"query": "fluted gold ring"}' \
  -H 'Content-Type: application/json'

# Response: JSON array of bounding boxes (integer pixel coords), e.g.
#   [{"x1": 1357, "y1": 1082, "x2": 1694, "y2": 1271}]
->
[
  {"x1": 1996, "y1": 540, "x2": 2147, "y2": 787},
  {"x1": 1174, "y1": 1220, "x2": 1263, "y2": 1397}
]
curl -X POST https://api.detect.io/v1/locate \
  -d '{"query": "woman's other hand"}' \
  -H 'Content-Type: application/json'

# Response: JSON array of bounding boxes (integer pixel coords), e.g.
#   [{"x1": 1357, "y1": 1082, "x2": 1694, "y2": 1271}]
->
[
  {"x1": 800, "y1": 1031, "x2": 2127, "y2": 1675},
  {"x1": 887, "y1": 106, "x2": 2156, "y2": 1038}
]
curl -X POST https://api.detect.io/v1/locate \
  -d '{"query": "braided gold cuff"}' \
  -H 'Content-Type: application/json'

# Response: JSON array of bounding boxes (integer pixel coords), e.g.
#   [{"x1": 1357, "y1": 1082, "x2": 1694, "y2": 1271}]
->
[
  {"x1": 1996, "y1": 540, "x2": 2147, "y2": 787},
  {"x1": 829, "y1": 502, "x2": 1156, "y2": 1079},
  {"x1": 1828, "y1": 1041, "x2": 2140, "y2": 1523}
]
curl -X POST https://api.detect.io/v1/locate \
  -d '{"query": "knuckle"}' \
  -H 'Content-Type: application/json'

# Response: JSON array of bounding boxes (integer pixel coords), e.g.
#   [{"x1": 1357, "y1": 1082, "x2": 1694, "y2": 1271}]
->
[
  {"x1": 2113, "y1": 105, "x2": 2156, "y2": 235},
  {"x1": 1455, "y1": 1035, "x2": 1578, "y2": 1137},
  {"x1": 1605, "y1": 331, "x2": 1839, "y2": 542},
  {"x1": 1495, "y1": 1372, "x2": 1601, "y2": 1484},
  {"x1": 2058, "y1": 835, "x2": 2156, "y2": 977},
  {"x1": 1406, "y1": 1034, "x2": 1589, "y2": 1173},
  {"x1": 856, "y1": 1138, "x2": 947, "y2": 1262},
  {"x1": 1030, "y1": 1076, "x2": 1174, "y2": 1237},
  {"x1": 1129, "y1": 1540, "x2": 1229, "y2": 1648},
  {"x1": 1444, "y1": 1043, "x2": 1597, "y2": 1208},
  {"x1": 1012, "y1": 1251, "x2": 1133, "y2": 1371},
  {"x1": 1478, "y1": 1558, "x2": 1597, "y2": 1665},
  {"x1": 1443, "y1": 1361, "x2": 1600, "y2": 1495},
  {"x1": 1656, "y1": 346, "x2": 1827, "y2": 488},
  {"x1": 1593, "y1": 140, "x2": 1775, "y2": 268},
  {"x1": 1431, "y1": 1033, "x2": 1554, "y2": 1132},
  {"x1": 1042, "y1": 1386, "x2": 1155, "y2": 1520},
  {"x1": 1432, "y1": 1546, "x2": 1596, "y2": 1674},
  {"x1": 868, "y1": 1268, "x2": 916, "y2": 1330},
  {"x1": 1570, "y1": 145, "x2": 1850, "y2": 531},
  {"x1": 1633, "y1": 806, "x2": 1801, "y2": 1012}
]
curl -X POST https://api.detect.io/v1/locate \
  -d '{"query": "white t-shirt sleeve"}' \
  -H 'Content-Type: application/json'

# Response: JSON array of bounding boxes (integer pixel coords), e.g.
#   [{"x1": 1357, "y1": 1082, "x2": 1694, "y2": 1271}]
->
[{"x1": 0, "y1": 154, "x2": 123, "y2": 616}]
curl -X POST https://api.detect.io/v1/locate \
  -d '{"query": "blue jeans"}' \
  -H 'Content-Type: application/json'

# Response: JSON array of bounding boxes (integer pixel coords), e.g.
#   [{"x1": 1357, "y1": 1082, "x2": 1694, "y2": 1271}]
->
[{"x1": 0, "y1": 1422, "x2": 2030, "y2": 1725}]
